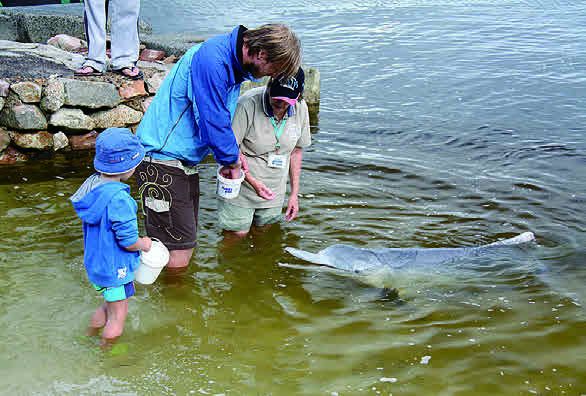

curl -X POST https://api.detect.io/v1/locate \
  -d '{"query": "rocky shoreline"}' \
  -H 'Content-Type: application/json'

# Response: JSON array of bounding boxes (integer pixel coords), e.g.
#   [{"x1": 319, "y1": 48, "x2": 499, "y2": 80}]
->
[{"x1": 0, "y1": 10, "x2": 320, "y2": 166}]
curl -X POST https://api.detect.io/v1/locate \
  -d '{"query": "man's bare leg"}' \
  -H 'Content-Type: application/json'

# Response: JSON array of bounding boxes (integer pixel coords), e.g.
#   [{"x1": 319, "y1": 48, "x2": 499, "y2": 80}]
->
[{"x1": 167, "y1": 248, "x2": 194, "y2": 269}]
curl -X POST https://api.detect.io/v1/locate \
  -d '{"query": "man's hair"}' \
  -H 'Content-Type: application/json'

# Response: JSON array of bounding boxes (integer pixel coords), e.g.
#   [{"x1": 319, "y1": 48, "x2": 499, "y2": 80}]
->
[{"x1": 243, "y1": 24, "x2": 302, "y2": 78}]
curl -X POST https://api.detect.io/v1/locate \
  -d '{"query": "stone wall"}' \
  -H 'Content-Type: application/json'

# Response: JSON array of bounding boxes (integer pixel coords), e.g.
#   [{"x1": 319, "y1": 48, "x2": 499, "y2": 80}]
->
[{"x1": 0, "y1": 40, "x2": 320, "y2": 165}]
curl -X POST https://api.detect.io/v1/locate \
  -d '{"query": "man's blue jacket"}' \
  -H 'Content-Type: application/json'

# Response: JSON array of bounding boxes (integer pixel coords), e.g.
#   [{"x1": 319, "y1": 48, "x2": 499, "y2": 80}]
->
[{"x1": 137, "y1": 26, "x2": 254, "y2": 166}]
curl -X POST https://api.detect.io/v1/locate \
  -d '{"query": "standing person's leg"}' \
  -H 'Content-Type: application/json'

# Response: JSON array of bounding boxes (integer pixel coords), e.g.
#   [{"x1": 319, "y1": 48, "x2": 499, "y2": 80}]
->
[
  {"x1": 110, "y1": 0, "x2": 142, "y2": 79},
  {"x1": 77, "y1": 0, "x2": 108, "y2": 74}
]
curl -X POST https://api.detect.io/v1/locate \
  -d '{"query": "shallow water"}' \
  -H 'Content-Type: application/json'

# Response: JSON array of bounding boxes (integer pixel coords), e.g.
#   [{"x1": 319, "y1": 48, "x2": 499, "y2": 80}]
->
[{"x1": 1, "y1": 0, "x2": 586, "y2": 395}]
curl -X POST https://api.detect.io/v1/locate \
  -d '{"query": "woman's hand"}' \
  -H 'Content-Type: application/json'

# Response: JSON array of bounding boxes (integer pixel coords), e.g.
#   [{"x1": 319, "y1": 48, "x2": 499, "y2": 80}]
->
[{"x1": 285, "y1": 195, "x2": 299, "y2": 221}]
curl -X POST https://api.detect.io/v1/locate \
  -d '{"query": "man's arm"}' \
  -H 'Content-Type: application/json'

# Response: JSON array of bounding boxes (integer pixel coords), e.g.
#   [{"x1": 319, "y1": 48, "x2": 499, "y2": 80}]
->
[
  {"x1": 285, "y1": 147, "x2": 303, "y2": 221},
  {"x1": 190, "y1": 54, "x2": 240, "y2": 167}
]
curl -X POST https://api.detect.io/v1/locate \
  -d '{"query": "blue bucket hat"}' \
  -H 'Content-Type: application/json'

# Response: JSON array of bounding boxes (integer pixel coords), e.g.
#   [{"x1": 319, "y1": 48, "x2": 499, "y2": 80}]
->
[{"x1": 94, "y1": 127, "x2": 145, "y2": 175}]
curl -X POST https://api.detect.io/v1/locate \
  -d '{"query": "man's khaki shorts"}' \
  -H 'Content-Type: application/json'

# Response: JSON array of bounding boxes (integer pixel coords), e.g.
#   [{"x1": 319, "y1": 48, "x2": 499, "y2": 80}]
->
[{"x1": 217, "y1": 199, "x2": 282, "y2": 231}]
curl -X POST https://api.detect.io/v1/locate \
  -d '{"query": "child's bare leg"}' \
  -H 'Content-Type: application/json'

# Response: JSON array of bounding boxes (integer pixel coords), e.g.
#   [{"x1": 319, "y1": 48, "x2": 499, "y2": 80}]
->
[
  {"x1": 87, "y1": 303, "x2": 107, "y2": 336},
  {"x1": 100, "y1": 299, "x2": 129, "y2": 347}
]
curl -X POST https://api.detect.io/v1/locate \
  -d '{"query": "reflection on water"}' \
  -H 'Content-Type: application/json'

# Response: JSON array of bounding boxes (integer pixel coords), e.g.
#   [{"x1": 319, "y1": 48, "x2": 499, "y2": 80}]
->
[{"x1": 1, "y1": 0, "x2": 586, "y2": 394}]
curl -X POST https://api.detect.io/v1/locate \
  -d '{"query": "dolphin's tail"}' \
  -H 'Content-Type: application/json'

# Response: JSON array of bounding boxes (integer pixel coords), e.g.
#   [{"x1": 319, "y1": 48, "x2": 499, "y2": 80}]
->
[{"x1": 485, "y1": 232, "x2": 535, "y2": 247}]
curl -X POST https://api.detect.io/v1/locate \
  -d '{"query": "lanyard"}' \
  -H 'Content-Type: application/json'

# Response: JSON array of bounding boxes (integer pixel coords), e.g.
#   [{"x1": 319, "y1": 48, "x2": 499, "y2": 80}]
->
[{"x1": 269, "y1": 117, "x2": 287, "y2": 150}]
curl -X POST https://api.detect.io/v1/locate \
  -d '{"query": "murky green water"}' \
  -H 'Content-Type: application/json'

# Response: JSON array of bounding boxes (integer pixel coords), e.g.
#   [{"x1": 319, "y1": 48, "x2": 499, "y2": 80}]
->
[{"x1": 2, "y1": 0, "x2": 586, "y2": 395}]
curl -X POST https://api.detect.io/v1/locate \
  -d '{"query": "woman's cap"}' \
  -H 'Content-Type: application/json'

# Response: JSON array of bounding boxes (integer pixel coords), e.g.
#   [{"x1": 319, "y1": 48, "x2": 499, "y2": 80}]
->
[
  {"x1": 269, "y1": 67, "x2": 305, "y2": 106},
  {"x1": 93, "y1": 128, "x2": 145, "y2": 175}
]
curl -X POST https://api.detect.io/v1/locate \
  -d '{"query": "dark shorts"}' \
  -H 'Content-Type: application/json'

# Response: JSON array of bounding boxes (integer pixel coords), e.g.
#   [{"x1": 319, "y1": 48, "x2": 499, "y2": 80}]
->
[{"x1": 135, "y1": 160, "x2": 200, "y2": 250}]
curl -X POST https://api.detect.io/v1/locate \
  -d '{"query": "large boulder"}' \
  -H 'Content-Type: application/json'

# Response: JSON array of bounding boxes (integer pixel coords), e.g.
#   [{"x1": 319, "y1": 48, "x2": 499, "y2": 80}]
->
[
  {"x1": 140, "y1": 33, "x2": 205, "y2": 57},
  {"x1": 0, "y1": 41, "x2": 82, "y2": 79},
  {"x1": 11, "y1": 81, "x2": 42, "y2": 103},
  {"x1": 49, "y1": 108, "x2": 95, "y2": 131},
  {"x1": 0, "y1": 10, "x2": 152, "y2": 44},
  {"x1": 0, "y1": 103, "x2": 47, "y2": 130},
  {"x1": 62, "y1": 79, "x2": 120, "y2": 109},
  {"x1": 0, "y1": 13, "x2": 18, "y2": 42},
  {"x1": 10, "y1": 131, "x2": 53, "y2": 150},
  {"x1": 90, "y1": 105, "x2": 143, "y2": 129},
  {"x1": 40, "y1": 77, "x2": 65, "y2": 113}
]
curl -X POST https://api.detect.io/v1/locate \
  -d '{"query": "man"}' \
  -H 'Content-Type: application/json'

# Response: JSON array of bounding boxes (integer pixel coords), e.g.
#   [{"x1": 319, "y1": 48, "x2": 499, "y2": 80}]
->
[
  {"x1": 218, "y1": 68, "x2": 310, "y2": 237},
  {"x1": 135, "y1": 24, "x2": 302, "y2": 270}
]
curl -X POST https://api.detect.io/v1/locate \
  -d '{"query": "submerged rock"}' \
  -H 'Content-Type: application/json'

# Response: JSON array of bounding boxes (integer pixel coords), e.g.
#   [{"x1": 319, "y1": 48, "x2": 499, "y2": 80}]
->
[{"x1": 0, "y1": 146, "x2": 27, "y2": 164}]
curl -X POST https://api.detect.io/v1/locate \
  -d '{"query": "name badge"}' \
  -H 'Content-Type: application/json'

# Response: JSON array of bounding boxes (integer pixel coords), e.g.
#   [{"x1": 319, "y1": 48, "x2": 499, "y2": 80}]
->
[{"x1": 268, "y1": 153, "x2": 286, "y2": 169}]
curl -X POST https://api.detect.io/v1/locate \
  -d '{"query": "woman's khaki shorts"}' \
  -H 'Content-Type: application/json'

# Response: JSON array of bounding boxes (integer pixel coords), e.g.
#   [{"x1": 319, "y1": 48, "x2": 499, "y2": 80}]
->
[{"x1": 217, "y1": 199, "x2": 282, "y2": 231}]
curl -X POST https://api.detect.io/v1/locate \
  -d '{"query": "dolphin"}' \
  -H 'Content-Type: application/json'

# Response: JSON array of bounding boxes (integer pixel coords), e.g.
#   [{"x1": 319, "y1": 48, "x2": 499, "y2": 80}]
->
[{"x1": 283, "y1": 232, "x2": 536, "y2": 275}]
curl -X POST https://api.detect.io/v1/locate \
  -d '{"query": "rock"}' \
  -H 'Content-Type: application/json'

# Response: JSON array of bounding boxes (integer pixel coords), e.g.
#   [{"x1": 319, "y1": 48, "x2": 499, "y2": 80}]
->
[
  {"x1": 0, "y1": 80, "x2": 9, "y2": 97},
  {"x1": 47, "y1": 34, "x2": 87, "y2": 53},
  {"x1": 0, "y1": 146, "x2": 27, "y2": 164},
  {"x1": 62, "y1": 79, "x2": 120, "y2": 109},
  {"x1": 145, "y1": 71, "x2": 167, "y2": 94},
  {"x1": 52, "y1": 131, "x2": 69, "y2": 152},
  {"x1": 0, "y1": 128, "x2": 10, "y2": 151},
  {"x1": 162, "y1": 55, "x2": 178, "y2": 64},
  {"x1": 0, "y1": 13, "x2": 18, "y2": 42},
  {"x1": 140, "y1": 33, "x2": 206, "y2": 57},
  {"x1": 90, "y1": 105, "x2": 143, "y2": 129},
  {"x1": 119, "y1": 80, "x2": 148, "y2": 100},
  {"x1": 10, "y1": 130, "x2": 53, "y2": 150},
  {"x1": 141, "y1": 96, "x2": 153, "y2": 113},
  {"x1": 0, "y1": 97, "x2": 4, "y2": 112},
  {"x1": 139, "y1": 49, "x2": 166, "y2": 62},
  {"x1": 49, "y1": 108, "x2": 95, "y2": 132},
  {"x1": 69, "y1": 130, "x2": 98, "y2": 150},
  {"x1": 11, "y1": 81, "x2": 42, "y2": 103},
  {"x1": 0, "y1": 10, "x2": 151, "y2": 44},
  {"x1": 40, "y1": 78, "x2": 65, "y2": 113},
  {"x1": 0, "y1": 104, "x2": 47, "y2": 130},
  {"x1": 303, "y1": 67, "x2": 321, "y2": 106},
  {"x1": 0, "y1": 41, "x2": 83, "y2": 79}
]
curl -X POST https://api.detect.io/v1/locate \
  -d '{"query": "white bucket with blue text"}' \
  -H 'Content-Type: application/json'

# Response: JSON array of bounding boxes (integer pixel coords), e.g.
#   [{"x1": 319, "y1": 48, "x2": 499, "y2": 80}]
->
[
  {"x1": 135, "y1": 239, "x2": 170, "y2": 285},
  {"x1": 216, "y1": 166, "x2": 245, "y2": 199}
]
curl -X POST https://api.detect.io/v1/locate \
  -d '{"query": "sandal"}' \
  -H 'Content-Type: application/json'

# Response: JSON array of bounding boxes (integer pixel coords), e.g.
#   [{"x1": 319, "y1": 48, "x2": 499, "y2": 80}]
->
[
  {"x1": 112, "y1": 65, "x2": 144, "y2": 80},
  {"x1": 74, "y1": 65, "x2": 103, "y2": 76}
]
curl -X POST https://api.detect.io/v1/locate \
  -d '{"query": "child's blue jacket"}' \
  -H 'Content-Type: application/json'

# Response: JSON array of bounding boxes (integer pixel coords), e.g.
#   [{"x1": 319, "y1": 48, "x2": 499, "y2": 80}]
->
[
  {"x1": 136, "y1": 26, "x2": 253, "y2": 166},
  {"x1": 71, "y1": 175, "x2": 140, "y2": 287}
]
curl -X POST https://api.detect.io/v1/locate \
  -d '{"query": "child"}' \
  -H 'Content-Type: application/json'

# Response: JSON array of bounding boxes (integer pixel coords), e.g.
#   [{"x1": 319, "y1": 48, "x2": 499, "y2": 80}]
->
[{"x1": 71, "y1": 127, "x2": 151, "y2": 347}]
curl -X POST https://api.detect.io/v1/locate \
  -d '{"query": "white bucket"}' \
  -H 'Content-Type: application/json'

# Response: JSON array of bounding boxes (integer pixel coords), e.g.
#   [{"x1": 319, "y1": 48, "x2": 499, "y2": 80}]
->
[
  {"x1": 135, "y1": 239, "x2": 170, "y2": 285},
  {"x1": 216, "y1": 166, "x2": 245, "y2": 199}
]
